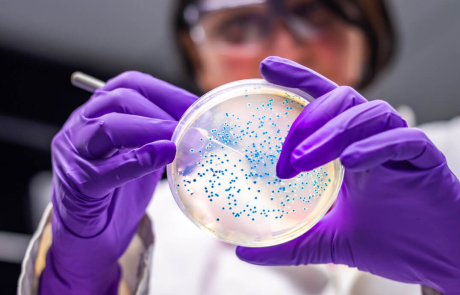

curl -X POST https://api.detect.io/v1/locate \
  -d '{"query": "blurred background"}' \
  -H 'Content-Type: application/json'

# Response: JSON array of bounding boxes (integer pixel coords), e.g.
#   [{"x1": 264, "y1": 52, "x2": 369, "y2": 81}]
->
[{"x1": 1, "y1": 0, "x2": 459, "y2": 293}]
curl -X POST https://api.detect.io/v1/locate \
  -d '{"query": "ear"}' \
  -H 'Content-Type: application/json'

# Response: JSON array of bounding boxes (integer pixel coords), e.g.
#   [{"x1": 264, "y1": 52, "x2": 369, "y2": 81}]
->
[{"x1": 179, "y1": 30, "x2": 204, "y2": 82}]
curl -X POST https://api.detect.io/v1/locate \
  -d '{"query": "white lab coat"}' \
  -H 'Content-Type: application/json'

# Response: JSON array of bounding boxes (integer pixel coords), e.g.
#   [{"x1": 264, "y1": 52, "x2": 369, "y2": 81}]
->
[{"x1": 19, "y1": 116, "x2": 460, "y2": 295}]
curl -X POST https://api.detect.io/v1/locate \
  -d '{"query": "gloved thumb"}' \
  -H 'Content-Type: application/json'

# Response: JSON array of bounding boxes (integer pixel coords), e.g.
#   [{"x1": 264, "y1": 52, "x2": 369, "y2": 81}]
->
[
  {"x1": 236, "y1": 214, "x2": 345, "y2": 266},
  {"x1": 260, "y1": 56, "x2": 338, "y2": 99}
]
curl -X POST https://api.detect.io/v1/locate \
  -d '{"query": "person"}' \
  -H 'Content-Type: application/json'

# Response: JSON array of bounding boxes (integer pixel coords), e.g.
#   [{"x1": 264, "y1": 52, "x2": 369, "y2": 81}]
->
[{"x1": 18, "y1": 0, "x2": 460, "y2": 294}]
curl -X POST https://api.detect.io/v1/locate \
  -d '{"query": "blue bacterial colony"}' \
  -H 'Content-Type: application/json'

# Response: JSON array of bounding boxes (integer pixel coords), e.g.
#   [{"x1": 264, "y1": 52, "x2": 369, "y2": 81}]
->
[{"x1": 172, "y1": 90, "x2": 339, "y2": 246}]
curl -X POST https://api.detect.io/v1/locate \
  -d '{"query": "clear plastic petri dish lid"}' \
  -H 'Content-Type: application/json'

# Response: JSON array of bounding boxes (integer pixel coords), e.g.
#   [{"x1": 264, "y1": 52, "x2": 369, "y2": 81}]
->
[{"x1": 167, "y1": 79, "x2": 344, "y2": 247}]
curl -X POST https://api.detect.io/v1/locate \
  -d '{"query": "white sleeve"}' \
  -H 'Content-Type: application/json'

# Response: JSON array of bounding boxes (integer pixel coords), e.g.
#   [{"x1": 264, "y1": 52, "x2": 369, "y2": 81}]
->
[
  {"x1": 418, "y1": 116, "x2": 460, "y2": 177},
  {"x1": 17, "y1": 203, "x2": 154, "y2": 295}
]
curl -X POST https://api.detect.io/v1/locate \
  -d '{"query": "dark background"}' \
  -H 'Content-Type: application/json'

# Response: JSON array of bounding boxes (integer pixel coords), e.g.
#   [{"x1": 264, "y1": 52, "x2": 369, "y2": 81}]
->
[{"x1": 1, "y1": 0, "x2": 459, "y2": 293}]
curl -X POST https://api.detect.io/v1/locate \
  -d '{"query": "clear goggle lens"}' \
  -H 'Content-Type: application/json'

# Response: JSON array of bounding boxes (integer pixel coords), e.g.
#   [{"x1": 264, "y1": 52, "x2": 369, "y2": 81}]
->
[{"x1": 190, "y1": 0, "x2": 344, "y2": 46}]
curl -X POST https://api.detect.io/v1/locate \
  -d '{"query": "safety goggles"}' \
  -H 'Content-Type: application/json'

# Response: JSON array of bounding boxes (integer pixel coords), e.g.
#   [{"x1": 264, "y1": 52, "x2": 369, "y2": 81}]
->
[{"x1": 183, "y1": 0, "x2": 363, "y2": 50}]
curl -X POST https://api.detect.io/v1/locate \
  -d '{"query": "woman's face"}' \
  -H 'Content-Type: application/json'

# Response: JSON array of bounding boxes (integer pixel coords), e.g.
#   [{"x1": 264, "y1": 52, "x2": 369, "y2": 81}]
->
[{"x1": 182, "y1": 0, "x2": 368, "y2": 92}]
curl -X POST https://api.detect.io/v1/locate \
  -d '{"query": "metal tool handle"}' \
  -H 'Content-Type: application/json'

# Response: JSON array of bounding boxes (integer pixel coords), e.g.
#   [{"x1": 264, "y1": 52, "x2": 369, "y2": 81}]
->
[{"x1": 71, "y1": 71, "x2": 105, "y2": 93}]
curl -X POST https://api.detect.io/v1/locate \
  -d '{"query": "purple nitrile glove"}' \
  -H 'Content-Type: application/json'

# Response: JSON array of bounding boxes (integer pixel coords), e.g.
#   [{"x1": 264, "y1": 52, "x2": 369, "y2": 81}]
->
[
  {"x1": 237, "y1": 57, "x2": 460, "y2": 294},
  {"x1": 39, "y1": 71, "x2": 197, "y2": 295}
]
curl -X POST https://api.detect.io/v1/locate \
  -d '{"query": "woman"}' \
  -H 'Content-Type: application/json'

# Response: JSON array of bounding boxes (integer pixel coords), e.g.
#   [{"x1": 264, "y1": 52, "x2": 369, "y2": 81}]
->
[{"x1": 19, "y1": 0, "x2": 460, "y2": 294}]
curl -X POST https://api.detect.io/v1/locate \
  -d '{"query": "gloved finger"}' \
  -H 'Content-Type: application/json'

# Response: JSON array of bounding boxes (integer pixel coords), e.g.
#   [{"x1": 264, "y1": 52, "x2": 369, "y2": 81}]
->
[
  {"x1": 341, "y1": 128, "x2": 446, "y2": 171},
  {"x1": 175, "y1": 127, "x2": 208, "y2": 171},
  {"x1": 72, "y1": 113, "x2": 177, "y2": 159},
  {"x1": 260, "y1": 56, "x2": 338, "y2": 98},
  {"x1": 290, "y1": 100, "x2": 407, "y2": 173},
  {"x1": 83, "y1": 88, "x2": 175, "y2": 121},
  {"x1": 277, "y1": 86, "x2": 367, "y2": 178},
  {"x1": 67, "y1": 140, "x2": 176, "y2": 198},
  {"x1": 101, "y1": 71, "x2": 198, "y2": 120},
  {"x1": 236, "y1": 214, "x2": 340, "y2": 266}
]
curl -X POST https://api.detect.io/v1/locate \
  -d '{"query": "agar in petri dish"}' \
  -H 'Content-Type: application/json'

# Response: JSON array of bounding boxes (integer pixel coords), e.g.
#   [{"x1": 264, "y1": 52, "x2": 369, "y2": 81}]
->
[{"x1": 167, "y1": 79, "x2": 344, "y2": 247}]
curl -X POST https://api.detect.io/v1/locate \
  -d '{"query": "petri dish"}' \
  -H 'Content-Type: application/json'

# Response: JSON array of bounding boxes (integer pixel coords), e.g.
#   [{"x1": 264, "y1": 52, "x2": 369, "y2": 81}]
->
[{"x1": 167, "y1": 79, "x2": 344, "y2": 247}]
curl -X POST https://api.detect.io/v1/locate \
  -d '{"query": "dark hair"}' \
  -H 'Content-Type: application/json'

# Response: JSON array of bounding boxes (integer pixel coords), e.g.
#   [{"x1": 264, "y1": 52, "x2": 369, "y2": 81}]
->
[{"x1": 172, "y1": 0, "x2": 397, "y2": 90}]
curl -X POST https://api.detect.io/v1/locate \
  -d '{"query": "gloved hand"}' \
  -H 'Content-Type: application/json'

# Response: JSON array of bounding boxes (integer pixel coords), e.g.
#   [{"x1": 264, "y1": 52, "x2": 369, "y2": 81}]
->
[
  {"x1": 39, "y1": 71, "x2": 197, "y2": 295},
  {"x1": 237, "y1": 57, "x2": 460, "y2": 294}
]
